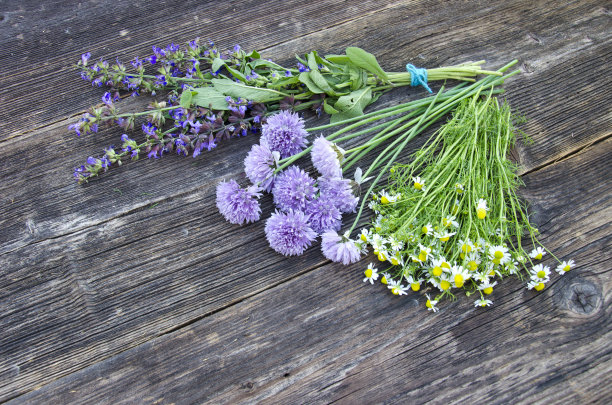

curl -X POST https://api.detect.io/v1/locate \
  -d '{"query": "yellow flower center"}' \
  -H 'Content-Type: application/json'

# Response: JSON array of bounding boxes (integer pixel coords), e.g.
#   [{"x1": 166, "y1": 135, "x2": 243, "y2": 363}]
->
[
  {"x1": 534, "y1": 282, "x2": 545, "y2": 291},
  {"x1": 391, "y1": 257, "x2": 400, "y2": 266},
  {"x1": 483, "y1": 287, "x2": 493, "y2": 295},
  {"x1": 381, "y1": 196, "x2": 389, "y2": 204},
  {"x1": 392, "y1": 288, "x2": 400, "y2": 295},
  {"x1": 440, "y1": 235, "x2": 450, "y2": 242},
  {"x1": 418, "y1": 251, "x2": 428, "y2": 262},
  {"x1": 411, "y1": 282, "x2": 420, "y2": 291},
  {"x1": 563, "y1": 264, "x2": 571, "y2": 272},
  {"x1": 494, "y1": 251, "x2": 504, "y2": 259},
  {"x1": 477, "y1": 208, "x2": 487, "y2": 220},
  {"x1": 461, "y1": 244, "x2": 472, "y2": 253},
  {"x1": 364, "y1": 268, "x2": 373, "y2": 278},
  {"x1": 535, "y1": 253, "x2": 543, "y2": 260},
  {"x1": 421, "y1": 226, "x2": 429, "y2": 234},
  {"x1": 414, "y1": 182, "x2": 422, "y2": 190},
  {"x1": 468, "y1": 261, "x2": 478, "y2": 271},
  {"x1": 375, "y1": 225, "x2": 382, "y2": 232},
  {"x1": 537, "y1": 270, "x2": 546, "y2": 278},
  {"x1": 426, "y1": 299, "x2": 432, "y2": 309},
  {"x1": 442, "y1": 262, "x2": 451, "y2": 269},
  {"x1": 493, "y1": 258, "x2": 501, "y2": 265},
  {"x1": 440, "y1": 280, "x2": 451, "y2": 290},
  {"x1": 454, "y1": 274, "x2": 464, "y2": 288},
  {"x1": 378, "y1": 253, "x2": 386, "y2": 262},
  {"x1": 432, "y1": 266, "x2": 442, "y2": 276},
  {"x1": 360, "y1": 234, "x2": 367, "y2": 242},
  {"x1": 381, "y1": 276, "x2": 388, "y2": 285}
]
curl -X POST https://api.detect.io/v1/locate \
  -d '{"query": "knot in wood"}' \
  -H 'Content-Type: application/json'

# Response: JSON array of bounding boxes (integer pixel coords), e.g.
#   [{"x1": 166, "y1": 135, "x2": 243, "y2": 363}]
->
[{"x1": 560, "y1": 277, "x2": 601, "y2": 315}]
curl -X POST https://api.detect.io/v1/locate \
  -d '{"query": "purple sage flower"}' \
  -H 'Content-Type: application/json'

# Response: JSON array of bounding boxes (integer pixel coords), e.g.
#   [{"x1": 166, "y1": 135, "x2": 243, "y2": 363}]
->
[
  {"x1": 261, "y1": 110, "x2": 308, "y2": 158},
  {"x1": 272, "y1": 166, "x2": 317, "y2": 212},
  {"x1": 321, "y1": 231, "x2": 362, "y2": 265},
  {"x1": 311, "y1": 136, "x2": 344, "y2": 178},
  {"x1": 264, "y1": 210, "x2": 317, "y2": 256},
  {"x1": 81, "y1": 52, "x2": 91, "y2": 65},
  {"x1": 318, "y1": 176, "x2": 358, "y2": 213},
  {"x1": 216, "y1": 179, "x2": 262, "y2": 225},
  {"x1": 244, "y1": 142, "x2": 280, "y2": 192},
  {"x1": 305, "y1": 195, "x2": 342, "y2": 234}
]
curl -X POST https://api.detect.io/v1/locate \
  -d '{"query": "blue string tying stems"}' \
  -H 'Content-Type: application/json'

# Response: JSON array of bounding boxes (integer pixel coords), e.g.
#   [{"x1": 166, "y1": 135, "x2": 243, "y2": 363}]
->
[{"x1": 405, "y1": 64, "x2": 432, "y2": 93}]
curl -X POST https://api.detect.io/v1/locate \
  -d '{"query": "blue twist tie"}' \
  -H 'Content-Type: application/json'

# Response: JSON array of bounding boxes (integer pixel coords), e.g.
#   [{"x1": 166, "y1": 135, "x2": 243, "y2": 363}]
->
[{"x1": 406, "y1": 64, "x2": 432, "y2": 93}]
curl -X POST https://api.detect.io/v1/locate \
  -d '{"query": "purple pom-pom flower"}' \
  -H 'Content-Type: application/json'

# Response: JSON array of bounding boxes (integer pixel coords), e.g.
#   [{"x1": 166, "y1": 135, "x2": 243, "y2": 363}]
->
[
  {"x1": 311, "y1": 136, "x2": 344, "y2": 178},
  {"x1": 305, "y1": 195, "x2": 342, "y2": 234},
  {"x1": 318, "y1": 176, "x2": 359, "y2": 213},
  {"x1": 244, "y1": 142, "x2": 280, "y2": 192},
  {"x1": 272, "y1": 166, "x2": 317, "y2": 212},
  {"x1": 265, "y1": 210, "x2": 317, "y2": 256},
  {"x1": 321, "y1": 231, "x2": 363, "y2": 265},
  {"x1": 261, "y1": 110, "x2": 308, "y2": 158},
  {"x1": 216, "y1": 179, "x2": 262, "y2": 225}
]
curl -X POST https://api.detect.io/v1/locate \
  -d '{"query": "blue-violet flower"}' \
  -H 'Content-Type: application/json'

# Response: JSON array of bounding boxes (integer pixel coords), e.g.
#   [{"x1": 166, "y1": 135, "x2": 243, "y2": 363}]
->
[
  {"x1": 321, "y1": 231, "x2": 363, "y2": 265},
  {"x1": 311, "y1": 136, "x2": 344, "y2": 178},
  {"x1": 261, "y1": 110, "x2": 308, "y2": 158},
  {"x1": 265, "y1": 210, "x2": 317, "y2": 256},
  {"x1": 244, "y1": 142, "x2": 280, "y2": 192},
  {"x1": 272, "y1": 166, "x2": 317, "y2": 212},
  {"x1": 216, "y1": 179, "x2": 262, "y2": 225}
]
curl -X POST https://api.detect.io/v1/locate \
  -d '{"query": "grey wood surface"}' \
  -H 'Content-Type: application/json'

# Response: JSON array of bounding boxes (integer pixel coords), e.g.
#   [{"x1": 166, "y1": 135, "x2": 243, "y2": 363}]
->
[{"x1": 0, "y1": 0, "x2": 610, "y2": 403}]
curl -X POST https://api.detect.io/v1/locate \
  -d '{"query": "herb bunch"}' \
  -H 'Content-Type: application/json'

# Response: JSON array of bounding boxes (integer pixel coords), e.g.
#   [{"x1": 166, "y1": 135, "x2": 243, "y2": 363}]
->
[
  {"x1": 71, "y1": 38, "x2": 501, "y2": 182},
  {"x1": 359, "y1": 92, "x2": 574, "y2": 311}
]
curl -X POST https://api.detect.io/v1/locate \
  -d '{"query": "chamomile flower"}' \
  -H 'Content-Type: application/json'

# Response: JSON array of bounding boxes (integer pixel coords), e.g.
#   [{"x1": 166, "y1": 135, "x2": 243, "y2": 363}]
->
[
  {"x1": 465, "y1": 252, "x2": 481, "y2": 272},
  {"x1": 429, "y1": 257, "x2": 445, "y2": 277},
  {"x1": 476, "y1": 199, "x2": 488, "y2": 220},
  {"x1": 455, "y1": 183, "x2": 465, "y2": 194},
  {"x1": 379, "y1": 190, "x2": 399, "y2": 205},
  {"x1": 556, "y1": 259, "x2": 575, "y2": 275},
  {"x1": 376, "y1": 249, "x2": 389, "y2": 262},
  {"x1": 442, "y1": 215, "x2": 459, "y2": 228},
  {"x1": 363, "y1": 263, "x2": 379, "y2": 284},
  {"x1": 389, "y1": 253, "x2": 403, "y2": 266},
  {"x1": 505, "y1": 259, "x2": 520, "y2": 275},
  {"x1": 489, "y1": 245, "x2": 510, "y2": 265},
  {"x1": 389, "y1": 236, "x2": 404, "y2": 251},
  {"x1": 417, "y1": 244, "x2": 432, "y2": 262},
  {"x1": 450, "y1": 265, "x2": 471, "y2": 288},
  {"x1": 405, "y1": 274, "x2": 424, "y2": 291},
  {"x1": 380, "y1": 272, "x2": 391, "y2": 285},
  {"x1": 478, "y1": 280, "x2": 498, "y2": 295},
  {"x1": 369, "y1": 233, "x2": 384, "y2": 252},
  {"x1": 458, "y1": 239, "x2": 475, "y2": 258},
  {"x1": 388, "y1": 279, "x2": 408, "y2": 296},
  {"x1": 434, "y1": 230, "x2": 456, "y2": 242},
  {"x1": 474, "y1": 298, "x2": 493, "y2": 307},
  {"x1": 527, "y1": 279, "x2": 546, "y2": 291},
  {"x1": 425, "y1": 294, "x2": 439, "y2": 312},
  {"x1": 359, "y1": 228, "x2": 370, "y2": 242},
  {"x1": 413, "y1": 176, "x2": 426, "y2": 191},
  {"x1": 530, "y1": 263, "x2": 550, "y2": 282},
  {"x1": 433, "y1": 274, "x2": 452, "y2": 291},
  {"x1": 529, "y1": 246, "x2": 546, "y2": 260},
  {"x1": 421, "y1": 223, "x2": 433, "y2": 236}
]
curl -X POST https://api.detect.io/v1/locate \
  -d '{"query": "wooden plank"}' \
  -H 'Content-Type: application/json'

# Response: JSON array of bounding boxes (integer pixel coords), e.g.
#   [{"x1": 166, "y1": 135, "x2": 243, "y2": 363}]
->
[
  {"x1": 8, "y1": 138, "x2": 610, "y2": 404},
  {"x1": 0, "y1": 0, "x2": 401, "y2": 141}
]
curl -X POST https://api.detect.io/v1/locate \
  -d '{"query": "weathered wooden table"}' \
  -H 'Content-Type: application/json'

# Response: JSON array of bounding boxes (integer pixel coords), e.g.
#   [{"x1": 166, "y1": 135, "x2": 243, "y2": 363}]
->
[{"x1": 1, "y1": 1, "x2": 610, "y2": 403}]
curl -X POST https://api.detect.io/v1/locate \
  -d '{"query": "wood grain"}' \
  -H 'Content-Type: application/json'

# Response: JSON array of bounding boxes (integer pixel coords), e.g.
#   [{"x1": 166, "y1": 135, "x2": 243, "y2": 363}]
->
[
  {"x1": 8, "y1": 138, "x2": 610, "y2": 405},
  {"x1": 0, "y1": 0, "x2": 610, "y2": 402}
]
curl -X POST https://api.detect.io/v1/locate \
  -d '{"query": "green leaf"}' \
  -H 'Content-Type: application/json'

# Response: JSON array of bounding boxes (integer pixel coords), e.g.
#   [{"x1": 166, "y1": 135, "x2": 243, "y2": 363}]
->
[
  {"x1": 307, "y1": 51, "x2": 319, "y2": 71},
  {"x1": 325, "y1": 54, "x2": 351, "y2": 65},
  {"x1": 246, "y1": 50, "x2": 260, "y2": 59},
  {"x1": 331, "y1": 87, "x2": 372, "y2": 123},
  {"x1": 179, "y1": 90, "x2": 194, "y2": 108},
  {"x1": 225, "y1": 65, "x2": 247, "y2": 82},
  {"x1": 308, "y1": 70, "x2": 338, "y2": 95},
  {"x1": 323, "y1": 99, "x2": 340, "y2": 115},
  {"x1": 191, "y1": 87, "x2": 230, "y2": 110},
  {"x1": 212, "y1": 57, "x2": 225, "y2": 73},
  {"x1": 212, "y1": 79, "x2": 288, "y2": 102},
  {"x1": 345, "y1": 47, "x2": 388, "y2": 81},
  {"x1": 298, "y1": 72, "x2": 325, "y2": 94}
]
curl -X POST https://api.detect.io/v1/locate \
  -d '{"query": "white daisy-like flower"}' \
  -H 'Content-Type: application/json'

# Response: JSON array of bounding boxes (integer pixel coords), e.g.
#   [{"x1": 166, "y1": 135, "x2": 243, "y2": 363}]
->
[
  {"x1": 478, "y1": 279, "x2": 498, "y2": 295},
  {"x1": 458, "y1": 238, "x2": 475, "y2": 255},
  {"x1": 417, "y1": 244, "x2": 432, "y2": 262},
  {"x1": 380, "y1": 272, "x2": 392, "y2": 286},
  {"x1": 474, "y1": 298, "x2": 493, "y2": 307},
  {"x1": 556, "y1": 259, "x2": 575, "y2": 275},
  {"x1": 389, "y1": 236, "x2": 404, "y2": 251},
  {"x1": 455, "y1": 183, "x2": 465, "y2": 194},
  {"x1": 387, "y1": 279, "x2": 408, "y2": 296},
  {"x1": 359, "y1": 228, "x2": 370, "y2": 242},
  {"x1": 489, "y1": 244, "x2": 510, "y2": 265},
  {"x1": 442, "y1": 215, "x2": 459, "y2": 228},
  {"x1": 434, "y1": 230, "x2": 456, "y2": 242},
  {"x1": 465, "y1": 252, "x2": 482, "y2": 272},
  {"x1": 527, "y1": 279, "x2": 546, "y2": 291},
  {"x1": 421, "y1": 223, "x2": 433, "y2": 236},
  {"x1": 476, "y1": 199, "x2": 488, "y2": 220},
  {"x1": 413, "y1": 176, "x2": 426, "y2": 191},
  {"x1": 370, "y1": 233, "x2": 384, "y2": 251},
  {"x1": 363, "y1": 263, "x2": 379, "y2": 284},
  {"x1": 405, "y1": 274, "x2": 424, "y2": 291},
  {"x1": 425, "y1": 294, "x2": 439, "y2": 312},
  {"x1": 379, "y1": 190, "x2": 399, "y2": 205},
  {"x1": 450, "y1": 265, "x2": 471, "y2": 288},
  {"x1": 530, "y1": 263, "x2": 550, "y2": 282},
  {"x1": 389, "y1": 253, "x2": 403, "y2": 266},
  {"x1": 529, "y1": 246, "x2": 546, "y2": 260}
]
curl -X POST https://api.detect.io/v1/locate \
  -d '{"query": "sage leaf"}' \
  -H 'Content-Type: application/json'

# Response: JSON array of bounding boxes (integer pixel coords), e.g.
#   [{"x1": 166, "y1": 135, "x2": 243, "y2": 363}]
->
[
  {"x1": 191, "y1": 87, "x2": 230, "y2": 110},
  {"x1": 299, "y1": 72, "x2": 325, "y2": 94},
  {"x1": 179, "y1": 90, "x2": 194, "y2": 108},
  {"x1": 212, "y1": 79, "x2": 288, "y2": 102},
  {"x1": 331, "y1": 87, "x2": 372, "y2": 123},
  {"x1": 345, "y1": 47, "x2": 389, "y2": 82}
]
